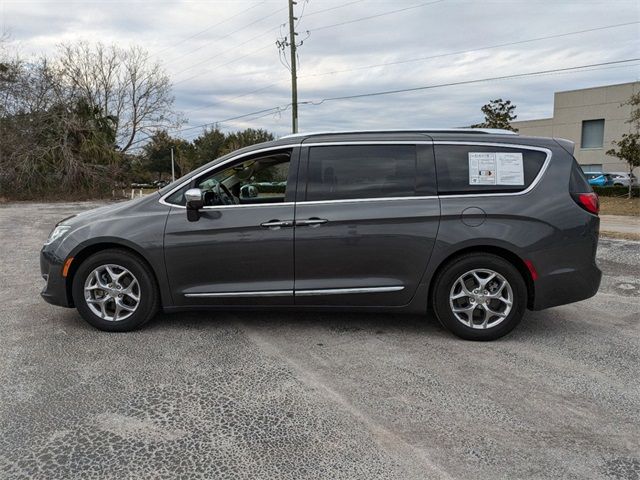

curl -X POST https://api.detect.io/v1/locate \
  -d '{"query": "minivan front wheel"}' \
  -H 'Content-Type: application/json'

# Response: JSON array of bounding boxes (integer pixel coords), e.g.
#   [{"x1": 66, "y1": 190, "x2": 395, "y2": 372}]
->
[
  {"x1": 72, "y1": 249, "x2": 159, "y2": 332},
  {"x1": 432, "y1": 253, "x2": 527, "y2": 341}
]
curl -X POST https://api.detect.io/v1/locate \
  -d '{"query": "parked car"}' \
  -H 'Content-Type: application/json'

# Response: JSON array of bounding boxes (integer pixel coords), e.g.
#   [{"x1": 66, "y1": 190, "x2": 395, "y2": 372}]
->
[
  {"x1": 585, "y1": 173, "x2": 611, "y2": 187},
  {"x1": 605, "y1": 171, "x2": 638, "y2": 187},
  {"x1": 40, "y1": 129, "x2": 601, "y2": 341}
]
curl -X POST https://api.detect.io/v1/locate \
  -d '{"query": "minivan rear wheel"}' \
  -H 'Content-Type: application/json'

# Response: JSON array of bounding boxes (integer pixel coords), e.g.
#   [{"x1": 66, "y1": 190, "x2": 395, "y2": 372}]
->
[
  {"x1": 432, "y1": 253, "x2": 527, "y2": 341},
  {"x1": 72, "y1": 249, "x2": 159, "y2": 332}
]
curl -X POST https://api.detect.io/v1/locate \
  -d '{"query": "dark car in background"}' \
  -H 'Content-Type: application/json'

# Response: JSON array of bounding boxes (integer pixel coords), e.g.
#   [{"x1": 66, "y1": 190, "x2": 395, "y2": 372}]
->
[{"x1": 40, "y1": 129, "x2": 601, "y2": 340}]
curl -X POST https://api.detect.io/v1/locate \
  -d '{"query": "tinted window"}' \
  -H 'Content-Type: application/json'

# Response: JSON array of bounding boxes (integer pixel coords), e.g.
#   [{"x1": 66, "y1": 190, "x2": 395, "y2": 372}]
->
[
  {"x1": 435, "y1": 145, "x2": 546, "y2": 194},
  {"x1": 569, "y1": 160, "x2": 592, "y2": 193},
  {"x1": 306, "y1": 145, "x2": 417, "y2": 201}
]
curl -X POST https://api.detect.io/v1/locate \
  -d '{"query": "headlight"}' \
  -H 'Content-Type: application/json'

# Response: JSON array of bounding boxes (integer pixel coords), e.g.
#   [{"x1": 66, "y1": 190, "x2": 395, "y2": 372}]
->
[{"x1": 44, "y1": 225, "x2": 71, "y2": 245}]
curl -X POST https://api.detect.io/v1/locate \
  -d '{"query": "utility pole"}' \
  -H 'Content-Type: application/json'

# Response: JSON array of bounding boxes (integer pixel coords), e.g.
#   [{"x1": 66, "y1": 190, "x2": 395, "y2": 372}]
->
[
  {"x1": 287, "y1": 0, "x2": 298, "y2": 133},
  {"x1": 170, "y1": 147, "x2": 175, "y2": 182}
]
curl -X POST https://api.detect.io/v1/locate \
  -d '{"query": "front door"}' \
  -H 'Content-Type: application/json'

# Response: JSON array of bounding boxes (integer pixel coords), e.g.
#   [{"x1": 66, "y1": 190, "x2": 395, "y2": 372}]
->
[
  {"x1": 293, "y1": 143, "x2": 440, "y2": 306},
  {"x1": 163, "y1": 147, "x2": 298, "y2": 306}
]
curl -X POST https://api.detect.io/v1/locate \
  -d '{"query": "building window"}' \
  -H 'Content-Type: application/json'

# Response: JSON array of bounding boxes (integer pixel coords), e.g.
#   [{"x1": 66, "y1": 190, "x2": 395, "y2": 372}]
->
[
  {"x1": 581, "y1": 164, "x2": 603, "y2": 173},
  {"x1": 581, "y1": 119, "x2": 605, "y2": 149}
]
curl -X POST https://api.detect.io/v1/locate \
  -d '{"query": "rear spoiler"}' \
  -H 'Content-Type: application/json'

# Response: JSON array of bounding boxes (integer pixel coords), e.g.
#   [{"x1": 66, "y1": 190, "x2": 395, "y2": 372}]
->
[{"x1": 554, "y1": 138, "x2": 575, "y2": 155}]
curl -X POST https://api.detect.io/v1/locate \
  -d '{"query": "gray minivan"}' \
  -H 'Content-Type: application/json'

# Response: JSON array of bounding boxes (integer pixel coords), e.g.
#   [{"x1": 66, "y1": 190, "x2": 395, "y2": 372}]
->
[{"x1": 40, "y1": 129, "x2": 601, "y2": 340}]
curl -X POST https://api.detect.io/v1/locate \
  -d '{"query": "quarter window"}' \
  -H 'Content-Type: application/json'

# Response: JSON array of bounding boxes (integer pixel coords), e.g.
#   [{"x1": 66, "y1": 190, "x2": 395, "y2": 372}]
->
[
  {"x1": 305, "y1": 145, "x2": 417, "y2": 201},
  {"x1": 435, "y1": 145, "x2": 547, "y2": 195}
]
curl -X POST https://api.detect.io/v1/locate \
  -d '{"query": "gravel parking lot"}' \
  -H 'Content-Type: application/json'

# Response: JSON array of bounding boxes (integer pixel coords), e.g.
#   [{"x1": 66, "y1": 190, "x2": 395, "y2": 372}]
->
[{"x1": 1, "y1": 201, "x2": 639, "y2": 480}]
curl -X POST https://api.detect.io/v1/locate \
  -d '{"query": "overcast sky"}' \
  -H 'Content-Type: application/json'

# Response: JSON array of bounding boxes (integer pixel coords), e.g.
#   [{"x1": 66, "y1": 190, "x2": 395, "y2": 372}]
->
[{"x1": 3, "y1": 0, "x2": 639, "y2": 139}]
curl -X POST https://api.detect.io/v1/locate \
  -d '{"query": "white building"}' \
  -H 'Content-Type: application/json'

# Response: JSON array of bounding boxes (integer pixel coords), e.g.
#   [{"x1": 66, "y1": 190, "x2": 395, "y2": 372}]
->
[{"x1": 512, "y1": 81, "x2": 639, "y2": 174}]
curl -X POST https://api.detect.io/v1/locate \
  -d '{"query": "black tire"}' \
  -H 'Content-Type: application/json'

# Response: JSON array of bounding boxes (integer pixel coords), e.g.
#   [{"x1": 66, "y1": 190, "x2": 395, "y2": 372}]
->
[
  {"x1": 72, "y1": 249, "x2": 159, "y2": 332},
  {"x1": 432, "y1": 253, "x2": 527, "y2": 341}
]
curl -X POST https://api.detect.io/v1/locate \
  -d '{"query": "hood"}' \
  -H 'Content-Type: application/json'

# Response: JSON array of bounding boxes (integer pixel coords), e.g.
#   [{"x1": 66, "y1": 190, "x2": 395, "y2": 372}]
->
[{"x1": 61, "y1": 193, "x2": 160, "y2": 228}]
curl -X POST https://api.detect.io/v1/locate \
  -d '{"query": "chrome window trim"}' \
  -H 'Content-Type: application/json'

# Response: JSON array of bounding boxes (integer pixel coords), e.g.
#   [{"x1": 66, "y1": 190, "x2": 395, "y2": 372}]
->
[
  {"x1": 159, "y1": 141, "x2": 432, "y2": 209},
  {"x1": 296, "y1": 286, "x2": 405, "y2": 296},
  {"x1": 433, "y1": 141, "x2": 552, "y2": 198},
  {"x1": 159, "y1": 140, "x2": 552, "y2": 208},
  {"x1": 184, "y1": 286, "x2": 405, "y2": 298},
  {"x1": 298, "y1": 196, "x2": 438, "y2": 206}
]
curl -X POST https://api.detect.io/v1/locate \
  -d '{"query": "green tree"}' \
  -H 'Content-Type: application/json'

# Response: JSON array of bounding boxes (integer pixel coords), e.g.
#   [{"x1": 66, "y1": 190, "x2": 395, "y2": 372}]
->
[
  {"x1": 606, "y1": 92, "x2": 640, "y2": 199},
  {"x1": 472, "y1": 98, "x2": 518, "y2": 132},
  {"x1": 142, "y1": 130, "x2": 185, "y2": 181},
  {"x1": 625, "y1": 91, "x2": 640, "y2": 127},
  {"x1": 187, "y1": 127, "x2": 275, "y2": 172},
  {"x1": 606, "y1": 133, "x2": 640, "y2": 199},
  {"x1": 190, "y1": 127, "x2": 226, "y2": 171},
  {"x1": 222, "y1": 128, "x2": 274, "y2": 154}
]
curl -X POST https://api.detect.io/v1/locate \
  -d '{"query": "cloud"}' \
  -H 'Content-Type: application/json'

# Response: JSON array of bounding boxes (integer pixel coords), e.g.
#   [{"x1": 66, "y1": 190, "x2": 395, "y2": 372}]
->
[{"x1": 3, "y1": 0, "x2": 639, "y2": 138}]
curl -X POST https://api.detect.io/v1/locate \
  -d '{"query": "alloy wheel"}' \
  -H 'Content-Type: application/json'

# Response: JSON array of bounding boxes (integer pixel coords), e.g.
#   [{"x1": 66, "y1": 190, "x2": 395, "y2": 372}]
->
[
  {"x1": 449, "y1": 268, "x2": 513, "y2": 329},
  {"x1": 83, "y1": 264, "x2": 140, "y2": 322}
]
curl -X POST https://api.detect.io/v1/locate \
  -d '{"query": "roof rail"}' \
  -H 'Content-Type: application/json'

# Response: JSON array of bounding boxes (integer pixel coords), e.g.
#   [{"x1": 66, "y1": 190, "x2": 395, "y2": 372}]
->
[{"x1": 280, "y1": 128, "x2": 518, "y2": 138}]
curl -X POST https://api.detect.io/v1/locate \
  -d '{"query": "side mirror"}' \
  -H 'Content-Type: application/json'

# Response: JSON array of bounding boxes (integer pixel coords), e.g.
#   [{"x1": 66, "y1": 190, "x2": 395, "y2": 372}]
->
[{"x1": 185, "y1": 188, "x2": 204, "y2": 222}]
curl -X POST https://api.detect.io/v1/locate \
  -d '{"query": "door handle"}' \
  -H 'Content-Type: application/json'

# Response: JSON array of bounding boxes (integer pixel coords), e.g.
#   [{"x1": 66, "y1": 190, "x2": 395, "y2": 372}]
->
[
  {"x1": 296, "y1": 218, "x2": 329, "y2": 227},
  {"x1": 260, "y1": 220, "x2": 293, "y2": 229}
]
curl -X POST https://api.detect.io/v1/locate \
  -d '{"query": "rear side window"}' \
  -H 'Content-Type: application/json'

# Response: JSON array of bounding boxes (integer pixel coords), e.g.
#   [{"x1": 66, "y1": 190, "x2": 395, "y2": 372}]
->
[
  {"x1": 435, "y1": 145, "x2": 547, "y2": 194},
  {"x1": 305, "y1": 145, "x2": 417, "y2": 201},
  {"x1": 569, "y1": 159, "x2": 593, "y2": 193}
]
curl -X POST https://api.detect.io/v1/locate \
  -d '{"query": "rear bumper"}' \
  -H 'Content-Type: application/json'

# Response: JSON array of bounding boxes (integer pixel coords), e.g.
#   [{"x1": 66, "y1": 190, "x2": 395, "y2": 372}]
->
[
  {"x1": 531, "y1": 263, "x2": 601, "y2": 310},
  {"x1": 40, "y1": 249, "x2": 72, "y2": 308}
]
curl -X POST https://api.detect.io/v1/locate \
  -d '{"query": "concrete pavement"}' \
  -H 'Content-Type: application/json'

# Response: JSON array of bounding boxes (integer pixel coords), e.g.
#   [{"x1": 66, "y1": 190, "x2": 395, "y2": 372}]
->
[
  {"x1": 600, "y1": 214, "x2": 640, "y2": 235},
  {"x1": 0, "y1": 202, "x2": 638, "y2": 479}
]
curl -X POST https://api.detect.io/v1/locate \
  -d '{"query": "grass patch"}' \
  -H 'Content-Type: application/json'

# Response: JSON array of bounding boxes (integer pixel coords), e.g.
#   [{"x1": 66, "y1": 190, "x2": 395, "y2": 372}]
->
[{"x1": 599, "y1": 196, "x2": 639, "y2": 216}]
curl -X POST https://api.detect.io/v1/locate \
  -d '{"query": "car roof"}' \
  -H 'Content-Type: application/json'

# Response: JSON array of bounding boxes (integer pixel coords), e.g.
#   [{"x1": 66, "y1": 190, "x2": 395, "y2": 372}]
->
[{"x1": 239, "y1": 129, "x2": 565, "y2": 151}]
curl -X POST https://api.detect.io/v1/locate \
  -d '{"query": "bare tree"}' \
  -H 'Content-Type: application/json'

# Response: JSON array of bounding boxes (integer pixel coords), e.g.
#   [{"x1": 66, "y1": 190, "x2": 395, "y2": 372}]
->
[{"x1": 57, "y1": 42, "x2": 177, "y2": 153}]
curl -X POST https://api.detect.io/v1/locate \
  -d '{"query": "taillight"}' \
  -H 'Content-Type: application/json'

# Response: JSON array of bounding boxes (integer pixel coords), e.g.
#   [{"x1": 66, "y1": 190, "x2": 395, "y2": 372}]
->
[{"x1": 572, "y1": 192, "x2": 599, "y2": 215}]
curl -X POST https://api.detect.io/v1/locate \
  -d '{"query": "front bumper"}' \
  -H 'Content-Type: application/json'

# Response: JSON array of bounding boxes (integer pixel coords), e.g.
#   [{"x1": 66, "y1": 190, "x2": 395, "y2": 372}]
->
[{"x1": 40, "y1": 249, "x2": 72, "y2": 308}]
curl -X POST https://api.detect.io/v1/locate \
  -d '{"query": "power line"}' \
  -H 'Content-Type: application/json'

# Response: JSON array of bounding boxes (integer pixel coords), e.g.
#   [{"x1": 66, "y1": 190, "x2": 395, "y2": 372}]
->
[
  {"x1": 310, "y1": 0, "x2": 446, "y2": 32},
  {"x1": 168, "y1": 58, "x2": 639, "y2": 141},
  {"x1": 165, "y1": 6, "x2": 288, "y2": 67},
  {"x1": 150, "y1": 2, "x2": 266, "y2": 59},
  {"x1": 182, "y1": 105, "x2": 291, "y2": 141},
  {"x1": 173, "y1": 43, "x2": 274, "y2": 86},
  {"x1": 181, "y1": 83, "x2": 280, "y2": 117},
  {"x1": 177, "y1": 106, "x2": 288, "y2": 134},
  {"x1": 301, "y1": 21, "x2": 640, "y2": 78},
  {"x1": 300, "y1": 58, "x2": 640, "y2": 105},
  {"x1": 303, "y1": 0, "x2": 367, "y2": 18},
  {"x1": 174, "y1": 20, "x2": 637, "y2": 122}
]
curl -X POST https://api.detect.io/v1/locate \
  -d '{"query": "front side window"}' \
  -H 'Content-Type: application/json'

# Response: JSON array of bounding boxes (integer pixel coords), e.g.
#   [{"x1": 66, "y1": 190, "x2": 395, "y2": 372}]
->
[
  {"x1": 581, "y1": 119, "x2": 605, "y2": 149},
  {"x1": 165, "y1": 150, "x2": 291, "y2": 206},
  {"x1": 305, "y1": 145, "x2": 417, "y2": 201}
]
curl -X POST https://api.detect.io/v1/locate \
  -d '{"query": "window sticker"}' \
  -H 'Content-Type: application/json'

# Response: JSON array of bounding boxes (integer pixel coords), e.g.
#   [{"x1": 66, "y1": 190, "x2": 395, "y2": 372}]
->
[
  {"x1": 468, "y1": 152, "x2": 497, "y2": 185},
  {"x1": 468, "y1": 152, "x2": 524, "y2": 186},
  {"x1": 496, "y1": 152, "x2": 524, "y2": 185}
]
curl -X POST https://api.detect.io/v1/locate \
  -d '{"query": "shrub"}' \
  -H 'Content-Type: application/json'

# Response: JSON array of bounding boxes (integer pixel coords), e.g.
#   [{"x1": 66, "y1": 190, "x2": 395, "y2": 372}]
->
[{"x1": 593, "y1": 186, "x2": 639, "y2": 197}]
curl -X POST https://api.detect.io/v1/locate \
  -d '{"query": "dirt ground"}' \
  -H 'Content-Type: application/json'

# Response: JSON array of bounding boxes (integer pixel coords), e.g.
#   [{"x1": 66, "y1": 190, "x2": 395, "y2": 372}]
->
[{"x1": 599, "y1": 196, "x2": 639, "y2": 216}]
